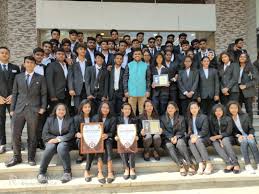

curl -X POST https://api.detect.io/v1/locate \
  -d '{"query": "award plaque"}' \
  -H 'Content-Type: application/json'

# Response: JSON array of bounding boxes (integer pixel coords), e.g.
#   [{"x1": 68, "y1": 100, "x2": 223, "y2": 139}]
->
[
  {"x1": 153, "y1": 74, "x2": 169, "y2": 87},
  {"x1": 117, "y1": 124, "x2": 138, "y2": 153},
  {"x1": 80, "y1": 122, "x2": 104, "y2": 154},
  {"x1": 142, "y1": 120, "x2": 161, "y2": 135}
]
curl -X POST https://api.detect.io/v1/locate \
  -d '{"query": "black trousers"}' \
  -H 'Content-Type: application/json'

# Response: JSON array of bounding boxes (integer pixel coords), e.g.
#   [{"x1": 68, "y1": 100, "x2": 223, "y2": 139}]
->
[
  {"x1": 39, "y1": 142, "x2": 71, "y2": 174},
  {"x1": 143, "y1": 134, "x2": 161, "y2": 153},
  {"x1": 220, "y1": 92, "x2": 239, "y2": 106},
  {"x1": 12, "y1": 107, "x2": 39, "y2": 160},
  {"x1": 74, "y1": 85, "x2": 87, "y2": 112},
  {"x1": 152, "y1": 93, "x2": 169, "y2": 116},
  {"x1": 188, "y1": 137, "x2": 210, "y2": 163},
  {"x1": 0, "y1": 104, "x2": 11, "y2": 145},
  {"x1": 120, "y1": 153, "x2": 135, "y2": 169},
  {"x1": 180, "y1": 98, "x2": 193, "y2": 116},
  {"x1": 200, "y1": 97, "x2": 216, "y2": 116},
  {"x1": 169, "y1": 89, "x2": 178, "y2": 105},
  {"x1": 239, "y1": 90, "x2": 253, "y2": 123},
  {"x1": 110, "y1": 90, "x2": 124, "y2": 116}
]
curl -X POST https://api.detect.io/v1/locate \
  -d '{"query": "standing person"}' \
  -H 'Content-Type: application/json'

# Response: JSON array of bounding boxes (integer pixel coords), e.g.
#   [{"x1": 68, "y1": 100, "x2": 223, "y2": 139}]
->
[
  {"x1": 85, "y1": 37, "x2": 97, "y2": 66},
  {"x1": 187, "y1": 101, "x2": 213, "y2": 175},
  {"x1": 127, "y1": 39, "x2": 141, "y2": 63},
  {"x1": 155, "y1": 35, "x2": 163, "y2": 52},
  {"x1": 41, "y1": 41, "x2": 55, "y2": 66},
  {"x1": 5, "y1": 56, "x2": 47, "y2": 167},
  {"x1": 92, "y1": 101, "x2": 116, "y2": 184},
  {"x1": 37, "y1": 103, "x2": 74, "y2": 184},
  {"x1": 210, "y1": 104, "x2": 240, "y2": 174},
  {"x1": 69, "y1": 29, "x2": 78, "y2": 55},
  {"x1": 238, "y1": 53, "x2": 257, "y2": 123},
  {"x1": 218, "y1": 52, "x2": 239, "y2": 105},
  {"x1": 161, "y1": 34, "x2": 175, "y2": 51},
  {"x1": 136, "y1": 32, "x2": 147, "y2": 49},
  {"x1": 151, "y1": 53, "x2": 169, "y2": 115},
  {"x1": 110, "y1": 29, "x2": 119, "y2": 46},
  {"x1": 115, "y1": 103, "x2": 138, "y2": 180},
  {"x1": 118, "y1": 40, "x2": 129, "y2": 68},
  {"x1": 147, "y1": 37, "x2": 157, "y2": 58},
  {"x1": 51, "y1": 29, "x2": 61, "y2": 43},
  {"x1": 96, "y1": 33, "x2": 103, "y2": 52},
  {"x1": 31, "y1": 47, "x2": 46, "y2": 76},
  {"x1": 68, "y1": 44, "x2": 90, "y2": 111},
  {"x1": 108, "y1": 53, "x2": 125, "y2": 116},
  {"x1": 123, "y1": 49, "x2": 151, "y2": 115},
  {"x1": 138, "y1": 100, "x2": 162, "y2": 161},
  {"x1": 174, "y1": 33, "x2": 188, "y2": 55},
  {"x1": 227, "y1": 101, "x2": 259, "y2": 174},
  {"x1": 198, "y1": 57, "x2": 220, "y2": 115},
  {"x1": 230, "y1": 38, "x2": 248, "y2": 63},
  {"x1": 61, "y1": 38, "x2": 76, "y2": 66},
  {"x1": 161, "y1": 102, "x2": 196, "y2": 176},
  {"x1": 100, "y1": 40, "x2": 114, "y2": 69},
  {"x1": 178, "y1": 56, "x2": 199, "y2": 115},
  {"x1": 143, "y1": 50, "x2": 152, "y2": 66},
  {"x1": 0, "y1": 47, "x2": 20, "y2": 154},
  {"x1": 177, "y1": 40, "x2": 191, "y2": 64},
  {"x1": 123, "y1": 35, "x2": 132, "y2": 54},
  {"x1": 86, "y1": 52, "x2": 109, "y2": 114}
]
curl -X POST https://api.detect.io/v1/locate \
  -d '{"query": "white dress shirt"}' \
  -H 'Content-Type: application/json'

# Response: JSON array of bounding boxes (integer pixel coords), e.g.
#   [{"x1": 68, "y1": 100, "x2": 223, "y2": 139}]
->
[
  {"x1": 34, "y1": 64, "x2": 44, "y2": 76},
  {"x1": 87, "y1": 48, "x2": 95, "y2": 65},
  {"x1": 203, "y1": 68, "x2": 209, "y2": 79},
  {"x1": 60, "y1": 62, "x2": 68, "y2": 79},
  {"x1": 57, "y1": 117, "x2": 63, "y2": 135},
  {"x1": 233, "y1": 115, "x2": 247, "y2": 136},
  {"x1": 186, "y1": 68, "x2": 190, "y2": 77},
  {"x1": 122, "y1": 54, "x2": 128, "y2": 68},
  {"x1": 192, "y1": 117, "x2": 198, "y2": 135},
  {"x1": 239, "y1": 66, "x2": 244, "y2": 84},
  {"x1": 25, "y1": 71, "x2": 34, "y2": 85},
  {"x1": 76, "y1": 57, "x2": 87, "y2": 81},
  {"x1": 223, "y1": 61, "x2": 231, "y2": 71},
  {"x1": 84, "y1": 117, "x2": 90, "y2": 124},
  {"x1": 114, "y1": 66, "x2": 121, "y2": 90}
]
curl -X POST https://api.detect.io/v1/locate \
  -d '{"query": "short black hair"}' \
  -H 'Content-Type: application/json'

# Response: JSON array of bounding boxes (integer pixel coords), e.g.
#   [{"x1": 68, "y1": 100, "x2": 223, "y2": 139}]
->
[
  {"x1": 33, "y1": 47, "x2": 44, "y2": 54},
  {"x1": 132, "y1": 48, "x2": 142, "y2": 54},
  {"x1": 136, "y1": 32, "x2": 144, "y2": 37},
  {"x1": 76, "y1": 43, "x2": 87, "y2": 50},
  {"x1": 51, "y1": 28, "x2": 60, "y2": 35},
  {"x1": 107, "y1": 39, "x2": 115, "y2": 44},
  {"x1": 110, "y1": 29, "x2": 118, "y2": 35},
  {"x1": 55, "y1": 48, "x2": 65, "y2": 53},
  {"x1": 148, "y1": 37, "x2": 156, "y2": 42},
  {"x1": 49, "y1": 39, "x2": 59, "y2": 46},
  {"x1": 94, "y1": 51, "x2": 105, "y2": 60},
  {"x1": 114, "y1": 52, "x2": 124, "y2": 58},
  {"x1": 165, "y1": 41, "x2": 173, "y2": 46},
  {"x1": 100, "y1": 39, "x2": 108, "y2": 44},
  {"x1": 132, "y1": 39, "x2": 139, "y2": 43},
  {"x1": 181, "y1": 40, "x2": 189, "y2": 45},
  {"x1": 179, "y1": 33, "x2": 187, "y2": 38},
  {"x1": 191, "y1": 39, "x2": 199, "y2": 45},
  {"x1": 69, "y1": 29, "x2": 78, "y2": 35},
  {"x1": 61, "y1": 38, "x2": 71, "y2": 46},
  {"x1": 87, "y1": 37, "x2": 96, "y2": 42},
  {"x1": 96, "y1": 33, "x2": 102, "y2": 38},
  {"x1": 0, "y1": 46, "x2": 10, "y2": 53},
  {"x1": 199, "y1": 38, "x2": 207, "y2": 43},
  {"x1": 119, "y1": 40, "x2": 128, "y2": 46},
  {"x1": 24, "y1": 56, "x2": 36, "y2": 63},
  {"x1": 167, "y1": 34, "x2": 175, "y2": 39},
  {"x1": 42, "y1": 41, "x2": 53, "y2": 47},
  {"x1": 77, "y1": 32, "x2": 83, "y2": 35},
  {"x1": 235, "y1": 38, "x2": 244, "y2": 44},
  {"x1": 123, "y1": 35, "x2": 130, "y2": 39},
  {"x1": 155, "y1": 35, "x2": 163, "y2": 39}
]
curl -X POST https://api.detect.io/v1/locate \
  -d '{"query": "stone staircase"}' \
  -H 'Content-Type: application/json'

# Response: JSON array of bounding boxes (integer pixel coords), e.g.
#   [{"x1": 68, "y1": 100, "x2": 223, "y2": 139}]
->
[{"x1": 0, "y1": 115, "x2": 259, "y2": 193}]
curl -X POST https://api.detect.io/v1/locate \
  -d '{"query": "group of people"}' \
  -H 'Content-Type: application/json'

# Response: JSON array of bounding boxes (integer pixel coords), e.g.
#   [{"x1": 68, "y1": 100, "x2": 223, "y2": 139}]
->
[{"x1": 0, "y1": 28, "x2": 259, "y2": 185}]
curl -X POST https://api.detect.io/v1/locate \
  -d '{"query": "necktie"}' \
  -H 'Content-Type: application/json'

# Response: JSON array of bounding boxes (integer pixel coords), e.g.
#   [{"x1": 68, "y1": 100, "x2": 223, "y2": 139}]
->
[
  {"x1": 2, "y1": 64, "x2": 7, "y2": 71},
  {"x1": 2, "y1": 64, "x2": 8, "y2": 80},
  {"x1": 26, "y1": 74, "x2": 30, "y2": 87}
]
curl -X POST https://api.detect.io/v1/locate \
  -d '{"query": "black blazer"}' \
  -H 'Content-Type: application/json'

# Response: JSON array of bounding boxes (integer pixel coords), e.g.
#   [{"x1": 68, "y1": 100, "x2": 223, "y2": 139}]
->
[
  {"x1": 108, "y1": 66, "x2": 125, "y2": 100},
  {"x1": 85, "y1": 49, "x2": 96, "y2": 66},
  {"x1": 160, "y1": 114, "x2": 186, "y2": 141},
  {"x1": 187, "y1": 114, "x2": 210, "y2": 138},
  {"x1": 103, "y1": 52, "x2": 114, "y2": 68},
  {"x1": 85, "y1": 66, "x2": 109, "y2": 99},
  {"x1": 45, "y1": 61, "x2": 68, "y2": 100},
  {"x1": 73, "y1": 115, "x2": 93, "y2": 133},
  {"x1": 239, "y1": 64, "x2": 257, "y2": 98},
  {"x1": 231, "y1": 113, "x2": 255, "y2": 136},
  {"x1": 0, "y1": 63, "x2": 20, "y2": 98},
  {"x1": 198, "y1": 68, "x2": 219, "y2": 99},
  {"x1": 165, "y1": 61, "x2": 179, "y2": 91},
  {"x1": 151, "y1": 66, "x2": 170, "y2": 97},
  {"x1": 209, "y1": 116, "x2": 233, "y2": 138},
  {"x1": 92, "y1": 115, "x2": 116, "y2": 138},
  {"x1": 178, "y1": 68, "x2": 199, "y2": 99},
  {"x1": 42, "y1": 116, "x2": 75, "y2": 143},
  {"x1": 11, "y1": 72, "x2": 47, "y2": 114},
  {"x1": 218, "y1": 62, "x2": 239, "y2": 93}
]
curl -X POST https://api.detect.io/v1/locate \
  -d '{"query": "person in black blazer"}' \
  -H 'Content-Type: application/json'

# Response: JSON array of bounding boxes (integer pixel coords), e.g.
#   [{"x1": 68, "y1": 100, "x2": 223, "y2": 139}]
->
[
  {"x1": 46, "y1": 48, "x2": 70, "y2": 113},
  {"x1": 160, "y1": 101, "x2": 195, "y2": 176},
  {"x1": 0, "y1": 47, "x2": 20, "y2": 154},
  {"x1": 108, "y1": 53, "x2": 126, "y2": 116},
  {"x1": 227, "y1": 101, "x2": 259, "y2": 174},
  {"x1": 151, "y1": 53, "x2": 169, "y2": 115},
  {"x1": 115, "y1": 103, "x2": 138, "y2": 180},
  {"x1": 209, "y1": 104, "x2": 240, "y2": 173},
  {"x1": 6, "y1": 56, "x2": 47, "y2": 167},
  {"x1": 147, "y1": 37, "x2": 158, "y2": 58},
  {"x1": 198, "y1": 57, "x2": 219, "y2": 115},
  {"x1": 37, "y1": 103, "x2": 75, "y2": 184},
  {"x1": 100, "y1": 40, "x2": 114, "y2": 69},
  {"x1": 178, "y1": 56, "x2": 199, "y2": 115},
  {"x1": 218, "y1": 52, "x2": 239, "y2": 105},
  {"x1": 85, "y1": 52, "x2": 109, "y2": 114},
  {"x1": 186, "y1": 101, "x2": 213, "y2": 175},
  {"x1": 164, "y1": 50, "x2": 179, "y2": 104},
  {"x1": 238, "y1": 53, "x2": 257, "y2": 123},
  {"x1": 68, "y1": 44, "x2": 90, "y2": 111},
  {"x1": 85, "y1": 37, "x2": 97, "y2": 66},
  {"x1": 73, "y1": 100, "x2": 94, "y2": 182},
  {"x1": 92, "y1": 101, "x2": 116, "y2": 184}
]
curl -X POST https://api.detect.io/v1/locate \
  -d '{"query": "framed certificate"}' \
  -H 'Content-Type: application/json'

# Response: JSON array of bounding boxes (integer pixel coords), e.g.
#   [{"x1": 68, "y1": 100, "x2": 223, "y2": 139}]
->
[
  {"x1": 142, "y1": 120, "x2": 161, "y2": 135},
  {"x1": 80, "y1": 122, "x2": 104, "y2": 154},
  {"x1": 117, "y1": 124, "x2": 138, "y2": 153},
  {"x1": 153, "y1": 74, "x2": 169, "y2": 87}
]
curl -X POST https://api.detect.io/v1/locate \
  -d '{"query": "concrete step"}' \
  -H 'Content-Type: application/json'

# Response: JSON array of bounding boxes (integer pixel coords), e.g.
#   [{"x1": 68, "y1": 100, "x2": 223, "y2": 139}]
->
[{"x1": 0, "y1": 171, "x2": 259, "y2": 194}]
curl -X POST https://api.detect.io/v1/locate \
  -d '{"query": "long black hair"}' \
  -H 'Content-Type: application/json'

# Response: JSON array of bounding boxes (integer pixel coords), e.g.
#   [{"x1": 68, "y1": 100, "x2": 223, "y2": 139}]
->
[
  {"x1": 141, "y1": 99, "x2": 159, "y2": 120},
  {"x1": 120, "y1": 102, "x2": 135, "y2": 119},
  {"x1": 77, "y1": 99, "x2": 93, "y2": 119},
  {"x1": 51, "y1": 103, "x2": 70, "y2": 120},
  {"x1": 166, "y1": 101, "x2": 181, "y2": 129},
  {"x1": 96, "y1": 100, "x2": 113, "y2": 121}
]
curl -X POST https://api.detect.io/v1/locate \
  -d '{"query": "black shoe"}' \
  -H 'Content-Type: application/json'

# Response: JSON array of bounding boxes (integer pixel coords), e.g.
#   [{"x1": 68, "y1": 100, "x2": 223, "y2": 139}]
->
[
  {"x1": 5, "y1": 157, "x2": 22, "y2": 167},
  {"x1": 153, "y1": 150, "x2": 160, "y2": 161},
  {"x1": 37, "y1": 174, "x2": 48, "y2": 184},
  {"x1": 130, "y1": 174, "x2": 137, "y2": 180},
  {"x1": 0, "y1": 146, "x2": 6, "y2": 154},
  {"x1": 28, "y1": 160, "x2": 36, "y2": 166},
  {"x1": 107, "y1": 177, "x2": 115, "y2": 184},
  {"x1": 37, "y1": 140, "x2": 45, "y2": 150},
  {"x1": 143, "y1": 152, "x2": 150, "y2": 161},
  {"x1": 76, "y1": 156, "x2": 85, "y2": 164},
  {"x1": 123, "y1": 174, "x2": 130, "y2": 180},
  {"x1": 60, "y1": 173, "x2": 72, "y2": 183},
  {"x1": 85, "y1": 176, "x2": 92, "y2": 182},
  {"x1": 98, "y1": 178, "x2": 106, "y2": 184},
  {"x1": 233, "y1": 169, "x2": 240, "y2": 174}
]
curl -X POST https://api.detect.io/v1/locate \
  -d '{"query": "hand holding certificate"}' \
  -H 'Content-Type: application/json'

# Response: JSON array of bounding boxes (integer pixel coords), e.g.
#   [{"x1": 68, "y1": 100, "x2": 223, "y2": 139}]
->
[
  {"x1": 117, "y1": 124, "x2": 138, "y2": 153},
  {"x1": 153, "y1": 74, "x2": 169, "y2": 87},
  {"x1": 142, "y1": 120, "x2": 161, "y2": 135}
]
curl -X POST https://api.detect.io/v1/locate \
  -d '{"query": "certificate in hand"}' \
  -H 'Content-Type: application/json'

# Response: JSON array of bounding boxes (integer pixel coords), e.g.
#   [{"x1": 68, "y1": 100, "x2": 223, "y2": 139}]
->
[
  {"x1": 117, "y1": 124, "x2": 138, "y2": 153},
  {"x1": 142, "y1": 120, "x2": 161, "y2": 135},
  {"x1": 153, "y1": 74, "x2": 169, "y2": 86}
]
